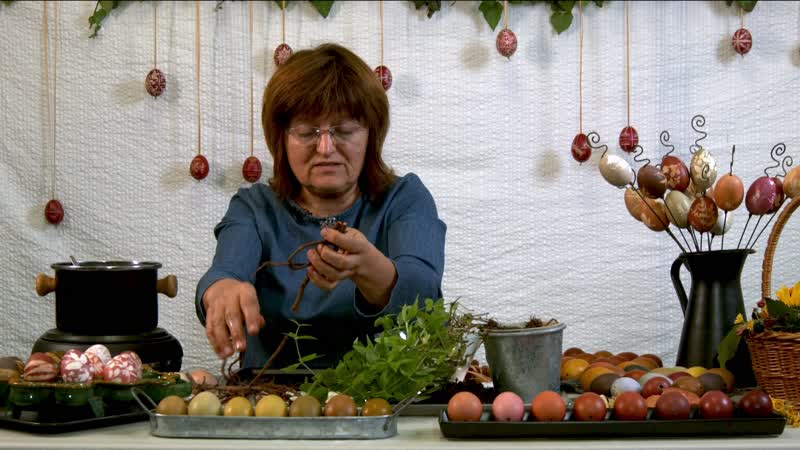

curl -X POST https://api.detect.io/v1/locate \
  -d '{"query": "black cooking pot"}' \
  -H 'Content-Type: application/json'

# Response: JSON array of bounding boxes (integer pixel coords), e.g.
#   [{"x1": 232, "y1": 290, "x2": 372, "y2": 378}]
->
[{"x1": 35, "y1": 261, "x2": 177, "y2": 335}]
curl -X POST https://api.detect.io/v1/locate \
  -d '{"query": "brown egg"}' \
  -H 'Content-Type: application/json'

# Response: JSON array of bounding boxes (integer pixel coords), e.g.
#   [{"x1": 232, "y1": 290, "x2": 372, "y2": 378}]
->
[
  {"x1": 447, "y1": 392, "x2": 483, "y2": 422},
  {"x1": 156, "y1": 395, "x2": 188, "y2": 415},
  {"x1": 324, "y1": 394, "x2": 357, "y2": 417},
  {"x1": 661, "y1": 156, "x2": 690, "y2": 191},
  {"x1": 563, "y1": 347, "x2": 584, "y2": 357},
  {"x1": 289, "y1": 395, "x2": 321, "y2": 417},
  {"x1": 697, "y1": 372, "x2": 727, "y2": 393},
  {"x1": 638, "y1": 165, "x2": 668, "y2": 199},
  {"x1": 615, "y1": 352, "x2": 638, "y2": 361},
  {"x1": 531, "y1": 390, "x2": 566, "y2": 422},
  {"x1": 746, "y1": 176, "x2": 779, "y2": 215},
  {"x1": 688, "y1": 196, "x2": 718, "y2": 232},
  {"x1": 785, "y1": 166, "x2": 800, "y2": 198},
  {"x1": 624, "y1": 188, "x2": 646, "y2": 222},
  {"x1": 594, "y1": 350, "x2": 614, "y2": 358},
  {"x1": 573, "y1": 393, "x2": 607, "y2": 421},
  {"x1": 639, "y1": 354, "x2": 663, "y2": 367},
  {"x1": 640, "y1": 198, "x2": 669, "y2": 231},
  {"x1": 673, "y1": 376, "x2": 705, "y2": 397},
  {"x1": 655, "y1": 391, "x2": 691, "y2": 420},
  {"x1": 362, "y1": 398, "x2": 393, "y2": 416},
  {"x1": 714, "y1": 174, "x2": 745, "y2": 211},
  {"x1": 590, "y1": 373, "x2": 621, "y2": 396}
]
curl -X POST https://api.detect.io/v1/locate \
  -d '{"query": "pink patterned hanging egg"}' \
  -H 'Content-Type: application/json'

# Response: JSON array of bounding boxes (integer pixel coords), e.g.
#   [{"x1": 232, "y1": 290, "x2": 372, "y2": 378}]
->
[
  {"x1": 274, "y1": 43, "x2": 293, "y2": 66},
  {"x1": 190, "y1": 154, "x2": 209, "y2": 180},
  {"x1": 45, "y1": 199, "x2": 64, "y2": 225},
  {"x1": 145, "y1": 68, "x2": 166, "y2": 97},
  {"x1": 619, "y1": 126, "x2": 639, "y2": 153},
  {"x1": 242, "y1": 156, "x2": 262, "y2": 182},
  {"x1": 732, "y1": 28, "x2": 752, "y2": 55},
  {"x1": 374, "y1": 65, "x2": 392, "y2": 91},
  {"x1": 496, "y1": 28, "x2": 517, "y2": 58},
  {"x1": 571, "y1": 133, "x2": 591, "y2": 163}
]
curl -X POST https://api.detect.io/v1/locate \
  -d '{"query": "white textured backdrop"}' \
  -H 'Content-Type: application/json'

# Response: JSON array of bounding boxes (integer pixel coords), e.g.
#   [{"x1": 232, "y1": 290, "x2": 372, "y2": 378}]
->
[{"x1": 1, "y1": 0, "x2": 799, "y2": 373}]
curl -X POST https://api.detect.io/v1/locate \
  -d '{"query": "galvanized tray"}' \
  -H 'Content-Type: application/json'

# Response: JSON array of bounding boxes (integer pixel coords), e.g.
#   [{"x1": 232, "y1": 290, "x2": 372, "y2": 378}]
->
[{"x1": 132, "y1": 388, "x2": 410, "y2": 440}]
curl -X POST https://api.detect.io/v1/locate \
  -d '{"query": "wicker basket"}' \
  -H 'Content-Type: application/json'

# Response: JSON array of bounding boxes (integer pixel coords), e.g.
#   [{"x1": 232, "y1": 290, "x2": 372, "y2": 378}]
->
[{"x1": 746, "y1": 196, "x2": 800, "y2": 404}]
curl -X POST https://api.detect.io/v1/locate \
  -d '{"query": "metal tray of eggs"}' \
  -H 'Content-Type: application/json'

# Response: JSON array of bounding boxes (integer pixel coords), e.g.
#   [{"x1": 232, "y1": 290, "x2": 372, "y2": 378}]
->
[{"x1": 132, "y1": 388, "x2": 409, "y2": 440}]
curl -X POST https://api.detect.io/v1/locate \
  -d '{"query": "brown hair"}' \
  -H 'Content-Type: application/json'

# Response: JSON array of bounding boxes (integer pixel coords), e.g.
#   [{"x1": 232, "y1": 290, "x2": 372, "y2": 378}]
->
[{"x1": 262, "y1": 43, "x2": 396, "y2": 201}]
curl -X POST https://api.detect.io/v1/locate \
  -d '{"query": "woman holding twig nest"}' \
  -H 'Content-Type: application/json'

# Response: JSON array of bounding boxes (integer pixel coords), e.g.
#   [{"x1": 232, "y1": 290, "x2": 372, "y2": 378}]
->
[{"x1": 196, "y1": 43, "x2": 446, "y2": 372}]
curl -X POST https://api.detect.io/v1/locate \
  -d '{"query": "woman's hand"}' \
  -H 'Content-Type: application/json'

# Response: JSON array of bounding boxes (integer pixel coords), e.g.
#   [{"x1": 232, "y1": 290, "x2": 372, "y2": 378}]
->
[
  {"x1": 306, "y1": 226, "x2": 398, "y2": 307},
  {"x1": 202, "y1": 278, "x2": 266, "y2": 359}
]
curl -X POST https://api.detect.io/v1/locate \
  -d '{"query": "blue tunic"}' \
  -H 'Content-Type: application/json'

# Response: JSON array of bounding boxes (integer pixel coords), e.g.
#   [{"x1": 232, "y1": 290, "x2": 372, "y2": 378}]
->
[{"x1": 195, "y1": 173, "x2": 446, "y2": 369}]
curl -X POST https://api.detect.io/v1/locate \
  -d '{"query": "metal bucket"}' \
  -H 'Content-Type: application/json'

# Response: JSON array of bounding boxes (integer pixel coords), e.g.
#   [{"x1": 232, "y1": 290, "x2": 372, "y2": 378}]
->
[{"x1": 484, "y1": 322, "x2": 566, "y2": 403}]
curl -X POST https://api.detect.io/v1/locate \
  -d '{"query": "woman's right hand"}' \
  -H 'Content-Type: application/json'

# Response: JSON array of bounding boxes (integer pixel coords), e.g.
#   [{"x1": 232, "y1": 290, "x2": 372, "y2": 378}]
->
[{"x1": 202, "y1": 278, "x2": 266, "y2": 359}]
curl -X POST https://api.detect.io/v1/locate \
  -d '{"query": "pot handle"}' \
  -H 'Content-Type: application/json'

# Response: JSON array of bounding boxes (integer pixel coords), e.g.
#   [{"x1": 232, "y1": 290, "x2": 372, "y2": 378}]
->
[
  {"x1": 670, "y1": 256, "x2": 688, "y2": 316},
  {"x1": 157, "y1": 274, "x2": 178, "y2": 298},
  {"x1": 35, "y1": 273, "x2": 56, "y2": 297}
]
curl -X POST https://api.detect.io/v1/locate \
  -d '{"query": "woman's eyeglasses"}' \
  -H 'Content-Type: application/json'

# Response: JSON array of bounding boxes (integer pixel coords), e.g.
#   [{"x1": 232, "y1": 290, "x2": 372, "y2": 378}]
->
[{"x1": 287, "y1": 124, "x2": 365, "y2": 146}]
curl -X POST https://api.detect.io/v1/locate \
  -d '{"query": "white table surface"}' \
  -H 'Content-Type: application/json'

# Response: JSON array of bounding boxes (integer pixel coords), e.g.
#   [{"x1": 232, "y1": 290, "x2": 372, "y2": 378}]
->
[{"x1": 0, "y1": 418, "x2": 797, "y2": 450}]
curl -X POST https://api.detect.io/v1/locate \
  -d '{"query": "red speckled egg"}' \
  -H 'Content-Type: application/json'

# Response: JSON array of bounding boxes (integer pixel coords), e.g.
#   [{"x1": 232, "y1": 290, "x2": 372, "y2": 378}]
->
[
  {"x1": 103, "y1": 354, "x2": 142, "y2": 384},
  {"x1": 24, "y1": 352, "x2": 60, "y2": 382},
  {"x1": 242, "y1": 156, "x2": 262, "y2": 182},
  {"x1": 688, "y1": 196, "x2": 718, "y2": 232},
  {"x1": 613, "y1": 392, "x2": 648, "y2": 421},
  {"x1": 714, "y1": 173, "x2": 745, "y2": 211},
  {"x1": 571, "y1": 133, "x2": 591, "y2": 163},
  {"x1": 190, "y1": 154, "x2": 210, "y2": 180},
  {"x1": 60, "y1": 349, "x2": 92, "y2": 384},
  {"x1": 619, "y1": 126, "x2": 638, "y2": 153},
  {"x1": 85, "y1": 352, "x2": 104, "y2": 379},
  {"x1": 572, "y1": 392, "x2": 607, "y2": 421},
  {"x1": 85, "y1": 344, "x2": 111, "y2": 365},
  {"x1": 274, "y1": 43, "x2": 293, "y2": 66},
  {"x1": 492, "y1": 391, "x2": 525, "y2": 422},
  {"x1": 638, "y1": 165, "x2": 668, "y2": 199},
  {"x1": 44, "y1": 199, "x2": 64, "y2": 225},
  {"x1": 745, "y1": 176, "x2": 778, "y2": 215},
  {"x1": 145, "y1": 68, "x2": 166, "y2": 97},
  {"x1": 661, "y1": 156, "x2": 690, "y2": 191},
  {"x1": 374, "y1": 65, "x2": 392, "y2": 91},
  {"x1": 496, "y1": 28, "x2": 517, "y2": 58},
  {"x1": 732, "y1": 28, "x2": 752, "y2": 55}
]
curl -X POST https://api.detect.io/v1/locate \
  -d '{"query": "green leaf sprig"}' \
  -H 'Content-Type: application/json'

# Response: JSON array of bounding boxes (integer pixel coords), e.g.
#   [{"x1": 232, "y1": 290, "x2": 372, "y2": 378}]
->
[{"x1": 725, "y1": 0, "x2": 757, "y2": 13}]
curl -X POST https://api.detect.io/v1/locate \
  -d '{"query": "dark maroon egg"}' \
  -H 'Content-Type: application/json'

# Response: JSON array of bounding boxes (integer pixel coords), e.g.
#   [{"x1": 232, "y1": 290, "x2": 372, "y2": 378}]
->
[
  {"x1": 745, "y1": 176, "x2": 778, "y2": 215},
  {"x1": 738, "y1": 389, "x2": 773, "y2": 417},
  {"x1": 688, "y1": 196, "x2": 718, "y2": 232},
  {"x1": 619, "y1": 126, "x2": 638, "y2": 153},
  {"x1": 374, "y1": 65, "x2": 392, "y2": 91},
  {"x1": 274, "y1": 43, "x2": 293, "y2": 66},
  {"x1": 638, "y1": 165, "x2": 667, "y2": 199},
  {"x1": 571, "y1": 133, "x2": 591, "y2": 163},
  {"x1": 145, "y1": 68, "x2": 166, "y2": 97},
  {"x1": 655, "y1": 391, "x2": 691, "y2": 420},
  {"x1": 572, "y1": 393, "x2": 607, "y2": 422},
  {"x1": 242, "y1": 156, "x2": 262, "y2": 182},
  {"x1": 699, "y1": 391, "x2": 735, "y2": 419},
  {"x1": 44, "y1": 199, "x2": 64, "y2": 225},
  {"x1": 661, "y1": 156, "x2": 690, "y2": 191},
  {"x1": 496, "y1": 28, "x2": 517, "y2": 58},
  {"x1": 190, "y1": 154, "x2": 210, "y2": 180},
  {"x1": 613, "y1": 392, "x2": 648, "y2": 421},
  {"x1": 769, "y1": 177, "x2": 785, "y2": 213},
  {"x1": 732, "y1": 28, "x2": 752, "y2": 55}
]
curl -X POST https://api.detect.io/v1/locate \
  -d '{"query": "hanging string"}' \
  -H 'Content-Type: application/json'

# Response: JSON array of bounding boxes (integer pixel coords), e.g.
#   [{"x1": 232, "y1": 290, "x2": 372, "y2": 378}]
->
[
  {"x1": 43, "y1": 1, "x2": 58, "y2": 199},
  {"x1": 379, "y1": 0, "x2": 384, "y2": 66},
  {"x1": 249, "y1": 0, "x2": 254, "y2": 156},
  {"x1": 739, "y1": 5, "x2": 744, "y2": 29},
  {"x1": 504, "y1": 0, "x2": 509, "y2": 30},
  {"x1": 578, "y1": 0, "x2": 583, "y2": 134},
  {"x1": 196, "y1": 0, "x2": 202, "y2": 155},
  {"x1": 153, "y1": 0, "x2": 158, "y2": 68},
  {"x1": 282, "y1": 0, "x2": 286, "y2": 44},
  {"x1": 625, "y1": 0, "x2": 631, "y2": 127}
]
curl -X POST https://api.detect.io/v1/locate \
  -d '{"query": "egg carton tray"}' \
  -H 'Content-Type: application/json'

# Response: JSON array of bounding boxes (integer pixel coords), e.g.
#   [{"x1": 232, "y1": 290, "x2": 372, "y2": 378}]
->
[
  {"x1": 131, "y1": 388, "x2": 406, "y2": 440},
  {"x1": 438, "y1": 407, "x2": 786, "y2": 438}
]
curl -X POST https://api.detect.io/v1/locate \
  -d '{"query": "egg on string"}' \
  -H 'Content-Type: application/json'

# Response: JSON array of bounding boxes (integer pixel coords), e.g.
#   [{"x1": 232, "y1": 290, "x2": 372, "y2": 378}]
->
[
  {"x1": 665, "y1": 190, "x2": 692, "y2": 229},
  {"x1": 599, "y1": 153, "x2": 633, "y2": 187},
  {"x1": 624, "y1": 188, "x2": 645, "y2": 222},
  {"x1": 713, "y1": 173, "x2": 745, "y2": 211},
  {"x1": 688, "y1": 196, "x2": 719, "y2": 233},
  {"x1": 661, "y1": 156, "x2": 690, "y2": 191},
  {"x1": 145, "y1": 68, "x2": 166, "y2": 97},
  {"x1": 637, "y1": 165, "x2": 667, "y2": 199},
  {"x1": 640, "y1": 198, "x2": 668, "y2": 232},
  {"x1": 374, "y1": 65, "x2": 392, "y2": 91},
  {"x1": 274, "y1": 43, "x2": 293, "y2": 66},
  {"x1": 496, "y1": 29, "x2": 517, "y2": 59},
  {"x1": 689, "y1": 149, "x2": 718, "y2": 194},
  {"x1": 190, "y1": 154, "x2": 210, "y2": 181},
  {"x1": 571, "y1": 133, "x2": 591, "y2": 163},
  {"x1": 784, "y1": 166, "x2": 800, "y2": 198},
  {"x1": 619, "y1": 126, "x2": 639, "y2": 153},
  {"x1": 711, "y1": 209, "x2": 733, "y2": 236},
  {"x1": 732, "y1": 28, "x2": 752, "y2": 55},
  {"x1": 44, "y1": 199, "x2": 64, "y2": 225},
  {"x1": 242, "y1": 156, "x2": 262, "y2": 183},
  {"x1": 745, "y1": 176, "x2": 778, "y2": 215}
]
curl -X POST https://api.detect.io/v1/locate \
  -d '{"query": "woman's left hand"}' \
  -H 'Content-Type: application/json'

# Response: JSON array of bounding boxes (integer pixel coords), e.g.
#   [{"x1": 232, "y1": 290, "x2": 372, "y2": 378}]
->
[{"x1": 306, "y1": 226, "x2": 372, "y2": 290}]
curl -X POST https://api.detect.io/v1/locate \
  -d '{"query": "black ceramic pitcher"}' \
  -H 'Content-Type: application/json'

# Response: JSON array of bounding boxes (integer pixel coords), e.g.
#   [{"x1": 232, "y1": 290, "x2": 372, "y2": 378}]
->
[{"x1": 671, "y1": 249, "x2": 756, "y2": 387}]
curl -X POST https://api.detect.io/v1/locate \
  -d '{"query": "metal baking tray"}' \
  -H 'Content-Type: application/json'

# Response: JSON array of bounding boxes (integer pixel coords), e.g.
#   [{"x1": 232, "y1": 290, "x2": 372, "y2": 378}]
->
[
  {"x1": 132, "y1": 388, "x2": 409, "y2": 439},
  {"x1": 0, "y1": 408, "x2": 147, "y2": 434},
  {"x1": 438, "y1": 408, "x2": 787, "y2": 438}
]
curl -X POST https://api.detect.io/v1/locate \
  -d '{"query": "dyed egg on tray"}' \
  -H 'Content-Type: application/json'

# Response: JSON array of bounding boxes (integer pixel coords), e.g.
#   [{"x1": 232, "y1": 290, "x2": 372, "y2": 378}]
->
[
  {"x1": 23, "y1": 352, "x2": 59, "y2": 382},
  {"x1": 60, "y1": 349, "x2": 92, "y2": 384}
]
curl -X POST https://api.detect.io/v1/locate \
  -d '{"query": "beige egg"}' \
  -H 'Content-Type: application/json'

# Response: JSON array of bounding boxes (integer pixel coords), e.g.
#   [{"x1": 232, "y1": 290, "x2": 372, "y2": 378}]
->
[
  {"x1": 785, "y1": 166, "x2": 800, "y2": 198},
  {"x1": 665, "y1": 190, "x2": 692, "y2": 229},
  {"x1": 255, "y1": 395, "x2": 288, "y2": 417},
  {"x1": 600, "y1": 153, "x2": 634, "y2": 187},
  {"x1": 640, "y1": 198, "x2": 669, "y2": 231},
  {"x1": 624, "y1": 188, "x2": 646, "y2": 222},
  {"x1": 711, "y1": 209, "x2": 733, "y2": 236},
  {"x1": 690, "y1": 149, "x2": 718, "y2": 194}
]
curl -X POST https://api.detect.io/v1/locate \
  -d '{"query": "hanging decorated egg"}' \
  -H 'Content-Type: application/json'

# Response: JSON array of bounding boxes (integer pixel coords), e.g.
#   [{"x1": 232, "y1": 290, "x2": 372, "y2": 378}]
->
[
  {"x1": 496, "y1": 28, "x2": 517, "y2": 58},
  {"x1": 640, "y1": 198, "x2": 668, "y2": 232},
  {"x1": 784, "y1": 166, "x2": 800, "y2": 198},
  {"x1": 689, "y1": 149, "x2": 718, "y2": 194},
  {"x1": 665, "y1": 190, "x2": 692, "y2": 229},
  {"x1": 661, "y1": 156, "x2": 690, "y2": 191},
  {"x1": 374, "y1": 65, "x2": 392, "y2": 91},
  {"x1": 45, "y1": 199, "x2": 64, "y2": 225},
  {"x1": 619, "y1": 126, "x2": 638, "y2": 153},
  {"x1": 242, "y1": 156, "x2": 262, "y2": 183},
  {"x1": 571, "y1": 133, "x2": 591, "y2": 163},
  {"x1": 190, "y1": 154, "x2": 210, "y2": 180},
  {"x1": 713, "y1": 173, "x2": 745, "y2": 211},
  {"x1": 624, "y1": 188, "x2": 645, "y2": 222},
  {"x1": 769, "y1": 177, "x2": 785, "y2": 213},
  {"x1": 745, "y1": 176, "x2": 778, "y2": 215},
  {"x1": 274, "y1": 43, "x2": 293, "y2": 66},
  {"x1": 711, "y1": 209, "x2": 732, "y2": 236},
  {"x1": 599, "y1": 153, "x2": 633, "y2": 187},
  {"x1": 145, "y1": 68, "x2": 166, "y2": 97},
  {"x1": 688, "y1": 196, "x2": 719, "y2": 232},
  {"x1": 732, "y1": 28, "x2": 752, "y2": 55},
  {"x1": 638, "y1": 165, "x2": 667, "y2": 199}
]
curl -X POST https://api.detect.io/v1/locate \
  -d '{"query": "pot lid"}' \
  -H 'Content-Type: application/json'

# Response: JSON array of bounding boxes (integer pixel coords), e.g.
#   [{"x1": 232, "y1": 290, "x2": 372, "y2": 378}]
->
[{"x1": 51, "y1": 260, "x2": 162, "y2": 271}]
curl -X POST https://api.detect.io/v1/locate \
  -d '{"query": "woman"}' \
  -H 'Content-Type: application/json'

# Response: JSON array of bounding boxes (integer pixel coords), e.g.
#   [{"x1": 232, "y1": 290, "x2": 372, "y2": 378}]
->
[{"x1": 195, "y1": 43, "x2": 446, "y2": 369}]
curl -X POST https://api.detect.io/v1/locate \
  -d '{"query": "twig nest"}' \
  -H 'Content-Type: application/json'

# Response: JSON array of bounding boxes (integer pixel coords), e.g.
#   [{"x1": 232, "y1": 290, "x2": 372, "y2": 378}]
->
[
  {"x1": 745, "y1": 175, "x2": 779, "y2": 215},
  {"x1": 242, "y1": 156, "x2": 262, "y2": 182},
  {"x1": 624, "y1": 188, "x2": 645, "y2": 222},
  {"x1": 711, "y1": 209, "x2": 732, "y2": 236},
  {"x1": 190, "y1": 154, "x2": 210, "y2": 180},
  {"x1": 732, "y1": 28, "x2": 752, "y2": 55},
  {"x1": 689, "y1": 149, "x2": 717, "y2": 194},
  {"x1": 784, "y1": 166, "x2": 800, "y2": 198},
  {"x1": 374, "y1": 65, "x2": 392, "y2": 91},
  {"x1": 640, "y1": 198, "x2": 668, "y2": 232},
  {"x1": 638, "y1": 165, "x2": 667, "y2": 199},
  {"x1": 619, "y1": 126, "x2": 638, "y2": 153},
  {"x1": 274, "y1": 43, "x2": 293, "y2": 66},
  {"x1": 714, "y1": 173, "x2": 745, "y2": 211},
  {"x1": 599, "y1": 152, "x2": 633, "y2": 187},
  {"x1": 571, "y1": 133, "x2": 591, "y2": 163},
  {"x1": 145, "y1": 68, "x2": 166, "y2": 97},
  {"x1": 665, "y1": 190, "x2": 692, "y2": 229},
  {"x1": 661, "y1": 156, "x2": 690, "y2": 191},
  {"x1": 688, "y1": 196, "x2": 718, "y2": 233},
  {"x1": 44, "y1": 199, "x2": 64, "y2": 225},
  {"x1": 496, "y1": 28, "x2": 517, "y2": 58}
]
